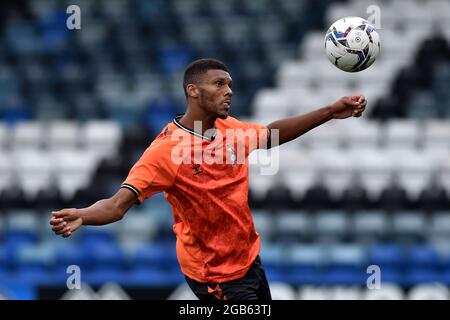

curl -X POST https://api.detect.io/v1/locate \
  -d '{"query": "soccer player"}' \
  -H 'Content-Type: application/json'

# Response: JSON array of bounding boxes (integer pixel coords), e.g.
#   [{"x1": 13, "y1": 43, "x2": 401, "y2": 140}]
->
[{"x1": 49, "y1": 58, "x2": 366, "y2": 300}]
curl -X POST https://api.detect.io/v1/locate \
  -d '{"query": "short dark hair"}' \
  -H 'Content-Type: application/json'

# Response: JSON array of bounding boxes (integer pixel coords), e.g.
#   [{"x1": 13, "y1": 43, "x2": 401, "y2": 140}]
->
[{"x1": 183, "y1": 58, "x2": 229, "y2": 98}]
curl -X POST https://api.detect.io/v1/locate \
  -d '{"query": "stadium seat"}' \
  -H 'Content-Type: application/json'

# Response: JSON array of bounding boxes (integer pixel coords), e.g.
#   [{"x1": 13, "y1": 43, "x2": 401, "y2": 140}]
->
[
  {"x1": 12, "y1": 122, "x2": 45, "y2": 150},
  {"x1": 13, "y1": 265, "x2": 56, "y2": 286},
  {"x1": 248, "y1": 169, "x2": 276, "y2": 201},
  {"x1": 259, "y1": 242, "x2": 287, "y2": 271},
  {"x1": 321, "y1": 268, "x2": 367, "y2": 285},
  {"x1": 391, "y1": 211, "x2": 427, "y2": 242},
  {"x1": 439, "y1": 155, "x2": 450, "y2": 193},
  {"x1": 352, "y1": 147, "x2": 393, "y2": 199},
  {"x1": 47, "y1": 121, "x2": 80, "y2": 150},
  {"x1": 126, "y1": 266, "x2": 184, "y2": 287},
  {"x1": 423, "y1": 120, "x2": 450, "y2": 149},
  {"x1": 0, "y1": 152, "x2": 13, "y2": 194},
  {"x1": 353, "y1": 210, "x2": 390, "y2": 242},
  {"x1": 341, "y1": 119, "x2": 381, "y2": 149},
  {"x1": 305, "y1": 122, "x2": 343, "y2": 149},
  {"x1": 403, "y1": 269, "x2": 442, "y2": 286},
  {"x1": 82, "y1": 267, "x2": 128, "y2": 286},
  {"x1": 405, "y1": 244, "x2": 440, "y2": 269},
  {"x1": 5, "y1": 210, "x2": 39, "y2": 241},
  {"x1": 326, "y1": 243, "x2": 367, "y2": 269},
  {"x1": 82, "y1": 121, "x2": 122, "y2": 161},
  {"x1": 275, "y1": 210, "x2": 313, "y2": 243},
  {"x1": 81, "y1": 240, "x2": 127, "y2": 269},
  {"x1": 13, "y1": 242, "x2": 55, "y2": 269},
  {"x1": 368, "y1": 243, "x2": 405, "y2": 269},
  {"x1": 407, "y1": 92, "x2": 440, "y2": 119},
  {"x1": 284, "y1": 243, "x2": 327, "y2": 285},
  {"x1": 393, "y1": 149, "x2": 434, "y2": 199},
  {"x1": 14, "y1": 150, "x2": 53, "y2": 199},
  {"x1": 287, "y1": 243, "x2": 327, "y2": 269},
  {"x1": 1, "y1": 0, "x2": 450, "y2": 295},
  {"x1": 310, "y1": 148, "x2": 353, "y2": 198},
  {"x1": 315, "y1": 210, "x2": 350, "y2": 241},
  {"x1": 252, "y1": 209, "x2": 276, "y2": 242},
  {"x1": 54, "y1": 243, "x2": 91, "y2": 269},
  {"x1": 117, "y1": 209, "x2": 158, "y2": 245},
  {"x1": 53, "y1": 149, "x2": 98, "y2": 200},
  {"x1": 385, "y1": 120, "x2": 420, "y2": 149},
  {"x1": 428, "y1": 211, "x2": 450, "y2": 240},
  {"x1": 375, "y1": 268, "x2": 404, "y2": 286},
  {"x1": 252, "y1": 89, "x2": 290, "y2": 119},
  {"x1": 278, "y1": 150, "x2": 317, "y2": 200},
  {"x1": 0, "y1": 123, "x2": 9, "y2": 148},
  {"x1": 133, "y1": 242, "x2": 178, "y2": 269}
]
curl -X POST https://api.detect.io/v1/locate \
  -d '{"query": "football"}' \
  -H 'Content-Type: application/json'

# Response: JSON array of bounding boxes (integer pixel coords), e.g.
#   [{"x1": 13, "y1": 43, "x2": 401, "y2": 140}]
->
[{"x1": 324, "y1": 16, "x2": 380, "y2": 72}]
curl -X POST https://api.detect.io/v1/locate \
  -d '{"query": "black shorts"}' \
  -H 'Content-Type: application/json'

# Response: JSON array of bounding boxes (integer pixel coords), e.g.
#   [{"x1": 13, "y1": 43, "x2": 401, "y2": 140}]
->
[{"x1": 185, "y1": 256, "x2": 272, "y2": 301}]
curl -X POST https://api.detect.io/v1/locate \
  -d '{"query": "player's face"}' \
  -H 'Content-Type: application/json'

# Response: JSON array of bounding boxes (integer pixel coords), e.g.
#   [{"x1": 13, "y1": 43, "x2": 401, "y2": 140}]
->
[{"x1": 197, "y1": 69, "x2": 233, "y2": 119}]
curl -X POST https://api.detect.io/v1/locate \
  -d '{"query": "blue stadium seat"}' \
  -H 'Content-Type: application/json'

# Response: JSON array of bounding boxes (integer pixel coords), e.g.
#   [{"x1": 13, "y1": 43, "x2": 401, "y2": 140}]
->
[
  {"x1": 126, "y1": 266, "x2": 183, "y2": 287},
  {"x1": 135, "y1": 0, "x2": 168, "y2": 20},
  {"x1": 5, "y1": 210, "x2": 40, "y2": 242},
  {"x1": 259, "y1": 242, "x2": 287, "y2": 270},
  {"x1": 321, "y1": 268, "x2": 367, "y2": 285},
  {"x1": 0, "y1": 244, "x2": 12, "y2": 269},
  {"x1": 439, "y1": 270, "x2": 450, "y2": 285},
  {"x1": 54, "y1": 243, "x2": 91, "y2": 269},
  {"x1": 286, "y1": 244, "x2": 327, "y2": 272},
  {"x1": 13, "y1": 266, "x2": 56, "y2": 286},
  {"x1": 81, "y1": 240, "x2": 127, "y2": 269},
  {"x1": 327, "y1": 244, "x2": 367, "y2": 270},
  {"x1": 3, "y1": 232, "x2": 37, "y2": 261},
  {"x1": 284, "y1": 269, "x2": 325, "y2": 285},
  {"x1": 403, "y1": 269, "x2": 442, "y2": 286},
  {"x1": 133, "y1": 242, "x2": 178, "y2": 269},
  {"x1": 378, "y1": 268, "x2": 404, "y2": 285},
  {"x1": 83, "y1": 267, "x2": 128, "y2": 286},
  {"x1": 368, "y1": 243, "x2": 405, "y2": 269},
  {"x1": 79, "y1": 227, "x2": 116, "y2": 245},
  {"x1": 405, "y1": 244, "x2": 441, "y2": 269},
  {"x1": 13, "y1": 243, "x2": 55, "y2": 269},
  {"x1": 158, "y1": 45, "x2": 193, "y2": 75}
]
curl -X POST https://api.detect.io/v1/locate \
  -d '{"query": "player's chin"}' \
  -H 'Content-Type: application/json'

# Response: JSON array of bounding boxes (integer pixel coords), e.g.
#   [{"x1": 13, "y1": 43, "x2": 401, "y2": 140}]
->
[{"x1": 217, "y1": 109, "x2": 229, "y2": 119}]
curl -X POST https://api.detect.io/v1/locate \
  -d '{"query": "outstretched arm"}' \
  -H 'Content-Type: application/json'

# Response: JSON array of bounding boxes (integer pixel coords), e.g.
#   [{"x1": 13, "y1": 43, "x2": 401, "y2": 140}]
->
[
  {"x1": 267, "y1": 94, "x2": 366, "y2": 147},
  {"x1": 49, "y1": 188, "x2": 137, "y2": 238}
]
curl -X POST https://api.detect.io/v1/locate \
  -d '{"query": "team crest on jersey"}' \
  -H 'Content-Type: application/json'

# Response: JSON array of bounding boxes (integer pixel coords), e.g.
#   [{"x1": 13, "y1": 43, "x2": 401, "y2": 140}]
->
[
  {"x1": 226, "y1": 144, "x2": 237, "y2": 165},
  {"x1": 191, "y1": 164, "x2": 203, "y2": 175}
]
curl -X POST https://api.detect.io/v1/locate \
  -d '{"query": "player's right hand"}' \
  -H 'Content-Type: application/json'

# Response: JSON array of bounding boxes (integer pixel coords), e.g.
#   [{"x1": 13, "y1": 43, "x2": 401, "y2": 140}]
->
[
  {"x1": 330, "y1": 94, "x2": 367, "y2": 119},
  {"x1": 49, "y1": 209, "x2": 83, "y2": 238}
]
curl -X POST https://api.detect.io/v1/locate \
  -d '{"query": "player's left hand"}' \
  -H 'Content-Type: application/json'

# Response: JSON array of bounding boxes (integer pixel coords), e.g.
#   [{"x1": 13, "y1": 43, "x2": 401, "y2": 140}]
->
[{"x1": 330, "y1": 94, "x2": 367, "y2": 119}]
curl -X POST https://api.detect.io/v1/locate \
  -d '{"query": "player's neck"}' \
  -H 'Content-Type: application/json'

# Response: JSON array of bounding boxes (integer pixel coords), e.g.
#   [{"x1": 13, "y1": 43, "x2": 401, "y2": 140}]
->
[{"x1": 179, "y1": 109, "x2": 217, "y2": 136}]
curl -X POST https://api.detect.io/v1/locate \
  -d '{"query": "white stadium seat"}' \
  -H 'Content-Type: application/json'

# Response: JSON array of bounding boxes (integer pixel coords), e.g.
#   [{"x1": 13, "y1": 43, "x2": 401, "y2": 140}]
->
[
  {"x1": 12, "y1": 122, "x2": 45, "y2": 150},
  {"x1": 0, "y1": 122, "x2": 9, "y2": 148},
  {"x1": 82, "y1": 120, "x2": 122, "y2": 161},
  {"x1": 252, "y1": 88, "x2": 290, "y2": 119},
  {"x1": 423, "y1": 120, "x2": 450, "y2": 149},
  {"x1": 14, "y1": 150, "x2": 53, "y2": 199},
  {"x1": 48, "y1": 121, "x2": 80, "y2": 150},
  {"x1": 351, "y1": 147, "x2": 393, "y2": 199},
  {"x1": 53, "y1": 149, "x2": 99, "y2": 200},
  {"x1": 0, "y1": 152, "x2": 14, "y2": 193},
  {"x1": 385, "y1": 120, "x2": 421, "y2": 148}
]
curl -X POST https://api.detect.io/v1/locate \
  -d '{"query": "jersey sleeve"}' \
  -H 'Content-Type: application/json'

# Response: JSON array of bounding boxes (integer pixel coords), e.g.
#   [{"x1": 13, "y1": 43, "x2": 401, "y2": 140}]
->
[{"x1": 121, "y1": 139, "x2": 179, "y2": 204}]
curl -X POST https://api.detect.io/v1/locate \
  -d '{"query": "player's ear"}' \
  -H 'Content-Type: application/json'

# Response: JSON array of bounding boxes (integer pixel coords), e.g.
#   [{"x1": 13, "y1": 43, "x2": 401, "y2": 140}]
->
[{"x1": 186, "y1": 84, "x2": 199, "y2": 98}]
